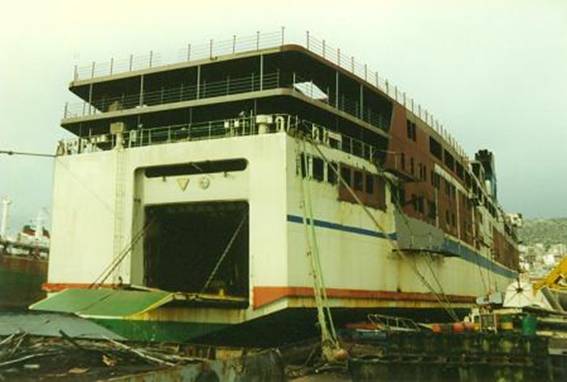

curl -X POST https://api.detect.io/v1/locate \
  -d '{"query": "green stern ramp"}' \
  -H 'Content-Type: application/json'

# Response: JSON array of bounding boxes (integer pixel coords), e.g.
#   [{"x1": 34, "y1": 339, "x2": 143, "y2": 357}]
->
[{"x1": 30, "y1": 289, "x2": 230, "y2": 342}]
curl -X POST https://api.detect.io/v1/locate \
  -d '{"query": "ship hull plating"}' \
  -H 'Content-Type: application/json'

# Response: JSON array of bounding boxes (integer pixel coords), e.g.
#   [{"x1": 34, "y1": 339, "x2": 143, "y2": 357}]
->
[
  {"x1": 0, "y1": 255, "x2": 47, "y2": 309},
  {"x1": 33, "y1": 132, "x2": 516, "y2": 340}
]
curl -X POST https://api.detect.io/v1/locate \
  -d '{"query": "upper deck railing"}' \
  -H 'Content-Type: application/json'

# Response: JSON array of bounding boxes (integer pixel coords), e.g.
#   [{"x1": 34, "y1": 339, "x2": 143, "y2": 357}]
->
[
  {"x1": 64, "y1": 71, "x2": 388, "y2": 131},
  {"x1": 57, "y1": 114, "x2": 378, "y2": 165},
  {"x1": 70, "y1": 28, "x2": 467, "y2": 161}
]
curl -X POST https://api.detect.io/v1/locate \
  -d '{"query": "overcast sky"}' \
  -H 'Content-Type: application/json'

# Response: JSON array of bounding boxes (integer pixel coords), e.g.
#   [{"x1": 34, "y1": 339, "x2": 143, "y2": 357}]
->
[{"x1": 0, "y1": 0, "x2": 566, "y2": 233}]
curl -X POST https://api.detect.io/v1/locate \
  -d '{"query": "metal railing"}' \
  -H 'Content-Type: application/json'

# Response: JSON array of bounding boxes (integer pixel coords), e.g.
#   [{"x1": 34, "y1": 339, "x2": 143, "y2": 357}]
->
[
  {"x1": 56, "y1": 114, "x2": 377, "y2": 164},
  {"x1": 64, "y1": 71, "x2": 388, "y2": 131},
  {"x1": 69, "y1": 28, "x2": 466, "y2": 160},
  {"x1": 65, "y1": 72, "x2": 281, "y2": 118}
]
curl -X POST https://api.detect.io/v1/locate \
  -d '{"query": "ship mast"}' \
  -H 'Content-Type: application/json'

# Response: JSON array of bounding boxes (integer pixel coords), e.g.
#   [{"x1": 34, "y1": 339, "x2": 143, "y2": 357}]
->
[{"x1": 0, "y1": 197, "x2": 11, "y2": 240}]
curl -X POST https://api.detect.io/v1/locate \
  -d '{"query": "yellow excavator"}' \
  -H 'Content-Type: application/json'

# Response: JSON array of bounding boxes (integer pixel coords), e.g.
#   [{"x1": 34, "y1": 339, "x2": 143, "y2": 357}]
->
[{"x1": 533, "y1": 254, "x2": 567, "y2": 292}]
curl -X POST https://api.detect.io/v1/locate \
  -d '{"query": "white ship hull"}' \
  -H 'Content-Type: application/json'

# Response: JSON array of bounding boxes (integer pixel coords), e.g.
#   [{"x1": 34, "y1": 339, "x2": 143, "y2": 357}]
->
[{"x1": 34, "y1": 131, "x2": 516, "y2": 341}]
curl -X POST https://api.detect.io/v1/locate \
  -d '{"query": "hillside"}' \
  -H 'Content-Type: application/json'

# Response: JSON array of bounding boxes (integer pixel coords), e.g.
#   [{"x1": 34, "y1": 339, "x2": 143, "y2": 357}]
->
[{"x1": 518, "y1": 218, "x2": 567, "y2": 247}]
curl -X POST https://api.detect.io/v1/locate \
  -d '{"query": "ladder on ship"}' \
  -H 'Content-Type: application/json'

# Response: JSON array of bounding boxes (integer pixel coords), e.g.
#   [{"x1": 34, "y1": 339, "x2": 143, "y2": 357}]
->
[{"x1": 112, "y1": 128, "x2": 127, "y2": 284}]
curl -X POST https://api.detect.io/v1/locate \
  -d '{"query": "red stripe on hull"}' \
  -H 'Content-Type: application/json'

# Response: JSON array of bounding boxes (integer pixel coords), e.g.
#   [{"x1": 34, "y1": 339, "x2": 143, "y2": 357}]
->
[{"x1": 253, "y1": 286, "x2": 475, "y2": 308}]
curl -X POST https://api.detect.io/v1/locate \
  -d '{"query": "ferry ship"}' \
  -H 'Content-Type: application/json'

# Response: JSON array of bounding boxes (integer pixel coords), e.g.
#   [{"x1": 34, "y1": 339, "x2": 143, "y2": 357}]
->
[
  {"x1": 0, "y1": 198, "x2": 49, "y2": 308},
  {"x1": 31, "y1": 30, "x2": 520, "y2": 342}
]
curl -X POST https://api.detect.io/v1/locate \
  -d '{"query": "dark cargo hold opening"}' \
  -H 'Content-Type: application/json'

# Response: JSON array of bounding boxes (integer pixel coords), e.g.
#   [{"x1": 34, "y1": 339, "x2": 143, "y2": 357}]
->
[{"x1": 144, "y1": 201, "x2": 249, "y2": 299}]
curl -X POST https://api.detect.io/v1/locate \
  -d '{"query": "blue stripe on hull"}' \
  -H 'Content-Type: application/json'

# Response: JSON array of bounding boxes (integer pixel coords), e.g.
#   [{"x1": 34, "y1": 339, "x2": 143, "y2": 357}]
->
[
  {"x1": 286, "y1": 214, "x2": 397, "y2": 240},
  {"x1": 286, "y1": 214, "x2": 517, "y2": 279}
]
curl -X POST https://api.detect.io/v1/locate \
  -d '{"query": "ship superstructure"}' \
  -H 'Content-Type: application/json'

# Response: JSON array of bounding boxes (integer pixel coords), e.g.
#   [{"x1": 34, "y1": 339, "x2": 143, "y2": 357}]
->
[{"x1": 32, "y1": 30, "x2": 519, "y2": 341}]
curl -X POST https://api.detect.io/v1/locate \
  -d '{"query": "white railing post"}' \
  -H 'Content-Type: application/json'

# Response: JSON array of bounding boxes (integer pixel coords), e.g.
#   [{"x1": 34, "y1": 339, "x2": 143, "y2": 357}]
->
[
  {"x1": 306, "y1": 31, "x2": 310, "y2": 49},
  {"x1": 375, "y1": 72, "x2": 379, "y2": 89},
  {"x1": 209, "y1": 39, "x2": 213, "y2": 58},
  {"x1": 187, "y1": 43, "x2": 191, "y2": 61},
  {"x1": 110, "y1": 57, "x2": 114, "y2": 75},
  {"x1": 351, "y1": 56, "x2": 354, "y2": 73},
  {"x1": 364, "y1": 64, "x2": 367, "y2": 81},
  {"x1": 64, "y1": 102, "x2": 68, "y2": 118},
  {"x1": 337, "y1": 48, "x2": 341, "y2": 67},
  {"x1": 256, "y1": 31, "x2": 260, "y2": 50},
  {"x1": 232, "y1": 35, "x2": 236, "y2": 54},
  {"x1": 129, "y1": 54, "x2": 133, "y2": 71},
  {"x1": 322, "y1": 40, "x2": 326, "y2": 58},
  {"x1": 90, "y1": 61, "x2": 95, "y2": 78},
  {"x1": 73, "y1": 65, "x2": 78, "y2": 81},
  {"x1": 149, "y1": 50, "x2": 153, "y2": 68},
  {"x1": 281, "y1": 26, "x2": 285, "y2": 45}
]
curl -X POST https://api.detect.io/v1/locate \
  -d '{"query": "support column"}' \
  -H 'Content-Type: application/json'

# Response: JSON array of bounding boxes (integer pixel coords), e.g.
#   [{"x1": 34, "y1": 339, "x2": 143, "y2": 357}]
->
[
  {"x1": 259, "y1": 55, "x2": 264, "y2": 91},
  {"x1": 196, "y1": 65, "x2": 201, "y2": 99},
  {"x1": 335, "y1": 71, "x2": 339, "y2": 108},
  {"x1": 359, "y1": 84, "x2": 364, "y2": 119},
  {"x1": 139, "y1": 75, "x2": 145, "y2": 107},
  {"x1": 88, "y1": 83, "x2": 93, "y2": 115}
]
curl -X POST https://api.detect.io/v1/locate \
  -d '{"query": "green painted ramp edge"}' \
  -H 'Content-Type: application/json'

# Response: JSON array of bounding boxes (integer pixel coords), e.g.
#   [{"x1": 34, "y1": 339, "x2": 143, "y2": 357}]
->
[{"x1": 30, "y1": 288, "x2": 174, "y2": 318}]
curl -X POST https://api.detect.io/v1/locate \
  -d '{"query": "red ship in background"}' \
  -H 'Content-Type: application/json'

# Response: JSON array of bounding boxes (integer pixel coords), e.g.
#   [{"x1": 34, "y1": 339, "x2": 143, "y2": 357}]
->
[{"x1": 0, "y1": 198, "x2": 48, "y2": 309}]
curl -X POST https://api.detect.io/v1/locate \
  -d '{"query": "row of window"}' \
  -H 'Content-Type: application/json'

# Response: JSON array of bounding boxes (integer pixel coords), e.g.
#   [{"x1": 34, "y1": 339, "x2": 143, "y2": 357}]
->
[
  {"x1": 407, "y1": 192, "x2": 474, "y2": 232},
  {"x1": 340, "y1": 166, "x2": 376, "y2": 194},
  {"x1": 298, "y1": 154, "x2": 377, "y2": 196},
  {"x1": 408, "y1": 124, "x2": 490, "y2": 213},
  {"x1": 299, "y1": 154, "x2": 337, "y2": 184},
  {"x1": 400, "y1": 154, "x2": 428, "y2": 182}
]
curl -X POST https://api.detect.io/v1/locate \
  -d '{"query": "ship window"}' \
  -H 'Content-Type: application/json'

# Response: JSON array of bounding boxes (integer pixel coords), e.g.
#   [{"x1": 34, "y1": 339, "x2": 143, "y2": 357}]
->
[
  {"x1": 406, "y1": 120, "x2": 417, "y2": 141},
  {"x1": 353, "y1": 171, "x2": 363, "y2": 191},
  {"x1": 429, "y1": 137, "x2": 442, "y2": 160},
  {"x1": 366, "y1": 174, "x2": 374, "y2": 194},
  {"x1": 431, "y1": 171, "x2": 441, "y2": 189},
  {"x1": 299, "y1": 153, "x2": 310, "y2": 178},
  {"x1": 444, "y1": 150, "x2": 455, "y2": 171},
  {"x1": 327, "y1": 162, "x2": 338, "y2": 184},
  {"x1": 428, "y1": 200, "x2": 437, "y2": 219},
  {"x1": 145, "y1": 158, "x2": 247, "y2": 178},
  {"x1": 465, "y1": 172, "x2": 472, "y2": 189},
  {"x1": 312, "y1": 157, "x2": 324, "y2": 182},
  {"x1": 456, "y1": 162, "x2": 464, "y2": 180},
  {"x1": 340, "y1": 166, "x2": 351, "y2": 186},
  {"x1": 398, "y1": 186, "x2": 406, "y2": 205}
]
